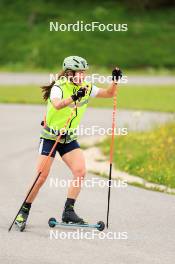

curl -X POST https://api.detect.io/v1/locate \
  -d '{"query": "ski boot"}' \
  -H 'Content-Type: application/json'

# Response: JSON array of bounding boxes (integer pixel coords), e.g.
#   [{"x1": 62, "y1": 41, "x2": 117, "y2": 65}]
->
[
  {"x1": 62, "y1": 206, "x2": 86, "y2": 224},
  {"x1": 15, "y1": 203, "x2": 31, "y2": 231}
]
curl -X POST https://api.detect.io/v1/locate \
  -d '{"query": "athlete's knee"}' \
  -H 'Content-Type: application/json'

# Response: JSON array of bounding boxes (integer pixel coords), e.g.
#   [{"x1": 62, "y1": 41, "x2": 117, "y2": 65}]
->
[{"x1": 72, "y1": 167, "x2": 86, "y2": 180}]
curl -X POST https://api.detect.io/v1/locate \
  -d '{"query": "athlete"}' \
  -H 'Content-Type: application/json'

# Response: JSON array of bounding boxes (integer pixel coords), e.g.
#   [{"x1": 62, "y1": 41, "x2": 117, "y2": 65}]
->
[{"x1": 15, "y1": 56, "x2": 122, "y2": 231}]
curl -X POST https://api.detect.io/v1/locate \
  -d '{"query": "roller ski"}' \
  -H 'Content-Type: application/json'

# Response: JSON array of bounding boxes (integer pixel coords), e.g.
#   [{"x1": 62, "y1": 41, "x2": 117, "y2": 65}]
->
[
  {"x1": 15, "y1": 203, "x2": 31, "y2": 232},
  {"x1": 48, "y1": 206, "x2": 105, "y2": 231}
]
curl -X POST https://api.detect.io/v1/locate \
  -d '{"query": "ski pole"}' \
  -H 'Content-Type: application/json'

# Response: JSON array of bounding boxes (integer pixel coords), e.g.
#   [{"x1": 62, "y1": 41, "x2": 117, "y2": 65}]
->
[
  {"x1": 106, "y1": 87, "x2": 117, "y2": 229},
  {"x1": 8, "y1": 107, "x2": 76, "y2": 232}
]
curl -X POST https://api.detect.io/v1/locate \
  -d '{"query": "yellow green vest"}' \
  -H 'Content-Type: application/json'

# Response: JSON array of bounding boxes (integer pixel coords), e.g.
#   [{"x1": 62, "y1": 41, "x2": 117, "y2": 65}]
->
[{"x1": 40, "y1": 77, "x2": 92, "y2": 143}]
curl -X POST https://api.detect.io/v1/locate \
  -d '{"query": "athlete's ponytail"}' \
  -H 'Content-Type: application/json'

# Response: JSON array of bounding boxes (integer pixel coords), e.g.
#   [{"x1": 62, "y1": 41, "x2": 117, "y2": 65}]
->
[
  {"x1": 41, "y1": 81, "x2": 54, "y2": 101},
  {"x1": 41, "y1": 70, "x2": 75, "y2": 101}
]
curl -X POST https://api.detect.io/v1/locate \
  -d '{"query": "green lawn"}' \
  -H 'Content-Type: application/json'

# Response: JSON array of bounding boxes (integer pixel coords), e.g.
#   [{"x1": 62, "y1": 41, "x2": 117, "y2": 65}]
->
[
  {"x1": 99, "y1": 123, "x2": 175, "y2": 188},
  {"x1": 0, "y1": 1, "x2": 175, "y2": 71},
  {"x1": 0, "y1": 85, "x2": 175, "y2": 112},
  {"x1": 90, "y1": 85, "x2": 175, "y2": 112},
  {"x1": 0, "y1": 86, "x2": 43, "y2": 104}
]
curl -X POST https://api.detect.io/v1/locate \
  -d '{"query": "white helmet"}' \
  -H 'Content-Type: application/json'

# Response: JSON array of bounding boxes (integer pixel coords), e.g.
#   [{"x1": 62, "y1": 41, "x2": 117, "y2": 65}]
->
[{"x1": 63, "y1": 56, "x2": 89, "y2": 71}]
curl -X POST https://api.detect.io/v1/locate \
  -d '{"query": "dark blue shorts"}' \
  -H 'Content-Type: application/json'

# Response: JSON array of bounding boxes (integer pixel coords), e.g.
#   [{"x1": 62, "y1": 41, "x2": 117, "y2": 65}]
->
[{"x1": 38, "y1": 138, "x2": 80, "y2": 158}]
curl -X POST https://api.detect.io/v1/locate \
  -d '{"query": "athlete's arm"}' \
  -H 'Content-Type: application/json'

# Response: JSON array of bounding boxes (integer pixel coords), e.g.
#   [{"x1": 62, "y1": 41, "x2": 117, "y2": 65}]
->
[
  {"x1": 96, "y1": 82, "x2": 117, "y2": 98},
  {"x1": 50, "y1": 85, "x2": 87, "y2": 110},
  {"x1": 49, "y1": 85, "x2": 73, "y2": 110},
  {"x1": 51, "y1": 97, "x2": 73, "y2": 110}
]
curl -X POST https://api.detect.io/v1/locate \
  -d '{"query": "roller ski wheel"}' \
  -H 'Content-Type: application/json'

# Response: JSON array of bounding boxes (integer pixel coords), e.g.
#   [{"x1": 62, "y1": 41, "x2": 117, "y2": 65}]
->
[
  {"x1": 48, "y1": 217, "x2": 57, "y2": 228},
  {"x1": 96, "y1": 221, "x2": 105, "y2": 231},
  {"x1": 48, "y1": 217, "x2": 105, "y2": 231}
]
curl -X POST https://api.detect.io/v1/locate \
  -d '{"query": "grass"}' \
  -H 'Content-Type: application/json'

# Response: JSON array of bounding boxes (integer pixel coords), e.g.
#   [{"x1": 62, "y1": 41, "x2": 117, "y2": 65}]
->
[
  {"x1": 128, "y1": 182, "x2": 175, "y2": 194},
  {"x1": 90, "y1": 85, "x2": 175, "y2": 112},
  {"x1": 1, "y1": 85, "x2": 175, "y2": 112},
  {"x1": 0, "y1": 1, "x2": 175, "y2": 71},
  {"x1": 99, "y1": 123, "x2": 175, "y2": 188},
  {"x1": 0, "y1": 86, "x2": 43, "y2": 104},
  {"x1": 0, "y1": 65, "x2": 175, "y2": 76}
]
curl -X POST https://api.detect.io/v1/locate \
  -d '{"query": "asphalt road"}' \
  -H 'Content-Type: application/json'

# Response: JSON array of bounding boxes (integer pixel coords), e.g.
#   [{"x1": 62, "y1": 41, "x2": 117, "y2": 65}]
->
[{"x1": 0, "y1": 104, "x2": 175, "y2": 264}]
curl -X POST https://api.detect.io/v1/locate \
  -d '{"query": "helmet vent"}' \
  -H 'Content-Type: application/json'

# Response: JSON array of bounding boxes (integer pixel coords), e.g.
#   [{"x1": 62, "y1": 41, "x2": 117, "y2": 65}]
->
[
  {"x1": 73, "y1": 59, "x2": 79, "y2": 63},
  {"x1": 81, "y1": 61, "x2": 85, "y2": 68}
]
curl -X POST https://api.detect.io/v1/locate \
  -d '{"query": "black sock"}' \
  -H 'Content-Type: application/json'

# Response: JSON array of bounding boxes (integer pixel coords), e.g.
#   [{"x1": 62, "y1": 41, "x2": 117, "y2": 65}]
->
[
  {"x1": 65, "y1": 198, "x2": 75, "y2": 210},
  {"x1": 22, "y1": 202, "x2": 32, "y2": 212}
]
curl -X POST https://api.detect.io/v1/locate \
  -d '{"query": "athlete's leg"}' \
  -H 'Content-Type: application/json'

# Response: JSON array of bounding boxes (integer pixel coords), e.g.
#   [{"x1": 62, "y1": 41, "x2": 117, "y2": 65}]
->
[
  {"x1": 15, "y1": 138, "x2": 55, "y2": 229},
  {"x1": 61, "y1": 148, "x2": 86, "y2": 223},
  {"x1": 26, "y1": 154, "x2": 54, "y2": 203},
  {"x1": 62, "y1": 148, "x2": 86, "y2": 199}
]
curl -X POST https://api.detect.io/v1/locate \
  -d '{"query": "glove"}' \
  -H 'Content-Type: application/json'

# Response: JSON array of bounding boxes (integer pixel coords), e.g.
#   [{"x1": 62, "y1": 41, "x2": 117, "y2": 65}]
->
[
  {"x1": 112, "y1": 68, "x2": 122, "y2": 83},
  {"x1": 71, "y1": 87, "x2": 87, "y2": 102}
]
